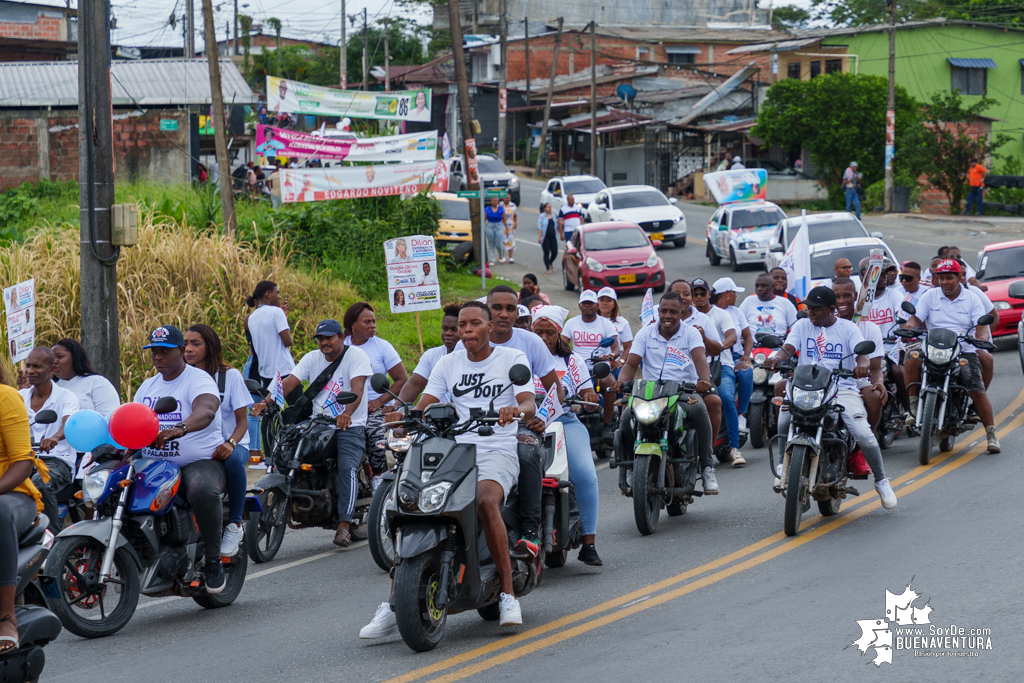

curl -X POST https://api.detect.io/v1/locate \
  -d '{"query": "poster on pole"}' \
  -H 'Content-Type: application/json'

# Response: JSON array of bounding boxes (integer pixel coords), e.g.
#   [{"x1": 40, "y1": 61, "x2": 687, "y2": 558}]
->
[
  {"x1": 4, "y1": 278, "x2": 35, "y2": 363},
  {"x1": 384, "y1": 235, "x2": 441, "y2": 314},
  {"x1": 267, "y1": 76, "x2": 432, "y2": 122},
  {"x1": 464, "y1": 137, "x2": 480, "y2": 187},
  {"x1": 256, "y1": 125, "x2": 438, "y2": 162},
  {"x1": 279, "y1": 161, "x2": 448, "y2": 203}
]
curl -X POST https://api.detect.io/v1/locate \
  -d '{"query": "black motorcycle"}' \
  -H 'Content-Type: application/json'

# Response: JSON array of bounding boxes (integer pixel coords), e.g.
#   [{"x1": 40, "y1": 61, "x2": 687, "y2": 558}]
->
[
  {"x1": 747, "y1": 332, "x2": 791, "y2": 448},
  {"x1": 576, "y1": 337, "x2": 616, "y2": 459},
  {"x1": 243, "y1": 381, "x2": 374, "y2": 563},
  {"x1": 367, "y1": 431, "x2": 415, "y2": 572},
  {"x1": 897, "y1": 302, "x2": 995, "y2": 465},
  {"x1": 876, "y1": 338, "x2": 906, "y2": 450},
  {"x1": 373, "y1": 365, "x2": 540, "y2": 652}
]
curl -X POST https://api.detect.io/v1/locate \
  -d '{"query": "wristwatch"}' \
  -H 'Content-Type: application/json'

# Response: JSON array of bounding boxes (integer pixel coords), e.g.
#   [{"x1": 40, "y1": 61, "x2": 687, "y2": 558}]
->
[
  {"x1": 174, "y1": 422, "x2": 189, "y2": 436},
  {"x1": 226, "y1": 438, "x2": 237, "y2": 448}
]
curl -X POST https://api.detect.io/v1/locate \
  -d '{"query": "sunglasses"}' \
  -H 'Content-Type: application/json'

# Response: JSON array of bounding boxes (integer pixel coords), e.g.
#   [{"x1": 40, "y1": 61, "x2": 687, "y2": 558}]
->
[{"x1": 899, "y1": 274, "x2": 915, "y2": 281}]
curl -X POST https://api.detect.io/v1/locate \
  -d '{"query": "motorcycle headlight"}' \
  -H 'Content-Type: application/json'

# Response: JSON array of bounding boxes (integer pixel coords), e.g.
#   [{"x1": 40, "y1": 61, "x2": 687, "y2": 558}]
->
[
  {"x1": 633, "y1": 397, "x2": 668, "y2": 424},
  {"x1": 586, "y1": 257, "x2": 606, "y2": 272},
  {"x1": 924, "y1": 344, "x2": 955, "y2": 365},
  {"x1": 387, "y1": 430, "x2": 415, "y2": 454},
  {"x1": 790, "y1": 387, "x2": 824, "y2": 411},
  {"x1": 752, "y1": 367, "x2": 768, "y2": 385},
  {"x1": 753, "y1": 352, "x2": 767, "y2": 364},
  {"x1": 418, "y1": 482, "x2": 453, "y2": 513},
  {"x1": 645, "y1": 253, "x2": 659, "y2": 268},
  {"x1": 83, "y1": 468, "x2": 112, "y2": 504}
]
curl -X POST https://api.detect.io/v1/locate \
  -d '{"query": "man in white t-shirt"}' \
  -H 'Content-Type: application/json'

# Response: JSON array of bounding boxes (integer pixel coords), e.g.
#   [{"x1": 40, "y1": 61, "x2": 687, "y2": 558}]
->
[
  {"x1": 713, "y1": 277, "x2": 755, "y2": 434},
  {"x1": 765, "y1": 287, "x2": 897, "y2": 509},
  {"x1": 399, "y1": 302, "x2": 461, "y2": 403},
  {"x1": 253, "y1": 319, "x2": 371, "y2": 548},
  {"x1": 133, "y1": 325, "x2": 228, "y2": 593},
  {"x1": 557, "y1": 195, "x2": 584, "y2": 242},
  {"x1": 418, "y1": 261, "x2": 439, "y2": 286},
  {"x1": 739, "y1": 273, "x2": 798, "y2": 336},
  {"x1": 22, "y1": 347, "x2": 80, "y2": 535},
  {"x1": 248, "y1": 298, "x2": 294, "y2": 382},
  {"x1": 953, "y1": 257, "x2": 996, "y2": 390}
]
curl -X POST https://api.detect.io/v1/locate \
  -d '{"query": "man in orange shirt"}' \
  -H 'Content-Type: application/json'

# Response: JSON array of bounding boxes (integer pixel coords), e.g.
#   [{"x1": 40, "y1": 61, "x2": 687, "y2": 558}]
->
[{"x1": 964, "y1": 157, "x2": 987, "y2": 216}]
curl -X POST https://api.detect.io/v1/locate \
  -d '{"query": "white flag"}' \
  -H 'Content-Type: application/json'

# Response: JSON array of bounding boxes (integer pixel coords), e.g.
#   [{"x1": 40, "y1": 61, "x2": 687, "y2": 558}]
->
[
  {"x1": 272, "y1": 372, "x2": 286, "y2": 407},
  {"x1": 536, "y1": 382, "x2": 563, "y2": 427},
  {"x1": 780, "y1": 210, "x2": 811, "y2": 299},
  {"x1": 640, "y1": 288, "x2": 655, "y2": 327}
]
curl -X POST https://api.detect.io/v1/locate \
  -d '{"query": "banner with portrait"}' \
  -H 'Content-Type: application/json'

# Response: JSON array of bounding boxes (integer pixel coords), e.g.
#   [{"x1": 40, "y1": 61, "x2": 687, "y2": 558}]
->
[
  {"x1": 384, "y1": 235, "x2": 441, "y2": 314},
  {"x1": 278, "y1": 161, "x2": 448, "y2": 203}
]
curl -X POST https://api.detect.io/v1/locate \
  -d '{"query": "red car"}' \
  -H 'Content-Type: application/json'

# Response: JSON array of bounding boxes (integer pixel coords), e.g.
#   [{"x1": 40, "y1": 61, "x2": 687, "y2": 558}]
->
[
  {"x1": 562, "y1": 221, "x2": 666, "y2": 293},
  {"x1": 977, "y1": 239, "x2": 1024, "y2": 337}
]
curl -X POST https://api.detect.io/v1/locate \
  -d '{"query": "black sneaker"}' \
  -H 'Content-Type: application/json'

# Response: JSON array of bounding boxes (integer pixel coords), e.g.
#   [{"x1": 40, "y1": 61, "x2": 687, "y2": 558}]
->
[
  {"x1": 578, "y1": 544, "x2": 603, "y2": 566},
  {"x1": 205, "y1": 560, "x2": 226, "y2": 595}
]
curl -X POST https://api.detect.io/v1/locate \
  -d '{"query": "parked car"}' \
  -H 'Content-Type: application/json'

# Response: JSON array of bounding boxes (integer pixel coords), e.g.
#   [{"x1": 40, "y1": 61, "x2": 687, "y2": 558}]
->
[
  {"x1": 446, "y1": 153, "x2": 520, "y2": 204},
  {"x1": 706, "y1": 200, "x2": 788, "y2": 271},
  {"x1": 765, "y1": 211, "x2": 882, "y2": 271},
  {"x1": 976, "y1": 239, "x2": 1024, "y2": 338},
  {"x1": 539, "y1": 175, "x2": 607, "y2": 213},
  {"x1": 431, "y1": 192, "x2": 473, "y2": 262},
  {"x1": 562, "y1": 221, "x2": 666, "y2": 293},
  {"x1": 804, "y1": 237, "x2": 899, "y2": 289},
  {"x1": 584, "y1": 186, "x2": 686, "y2": 247}
]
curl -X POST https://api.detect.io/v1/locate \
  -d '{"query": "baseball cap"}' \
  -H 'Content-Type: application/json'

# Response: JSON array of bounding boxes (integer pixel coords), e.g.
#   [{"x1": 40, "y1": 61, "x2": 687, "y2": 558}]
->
[
  {"x1": 850, "y1": 161, "x2": 858, "y2": 167},
  {"x1": 579, "y1": 290, "x2": 599, "y2": 304},
  {"x1": 691, "y1": 277, "x2": 710, "y2": 292},
  {"x1": 143, "y1": 325, "x2": 184, "y2": 349},
  {"x1": 934, "y1": 259, "x2": 962, "y2": 274},
  {"x1": 315, "y1": 319, "x2": 343, "y2": 337},
  {"x1": 711, "y1": 277, "x2": 746, "y2": 294},
  {"x1": 597, "y1": 286, "x2": 617, "y2": 300},
  {"x1": 517, "y1": 304, "x2": 530, "y2": 318},
  {"x1": 804, "y1": 286, "x2": 837, "y2": 307}
]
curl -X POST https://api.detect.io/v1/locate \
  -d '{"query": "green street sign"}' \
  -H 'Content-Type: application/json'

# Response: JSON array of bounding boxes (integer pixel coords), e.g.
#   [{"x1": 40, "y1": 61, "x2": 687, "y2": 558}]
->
[
  {"x1": 457, "y1": 190, "x2": 480, "y2": 198},
  {"x1": 485, "y1": 189, "x2": 508, "y2": 198},
  {"x1": 159, "y1": 119, "x2": 178, "y2": 131}
]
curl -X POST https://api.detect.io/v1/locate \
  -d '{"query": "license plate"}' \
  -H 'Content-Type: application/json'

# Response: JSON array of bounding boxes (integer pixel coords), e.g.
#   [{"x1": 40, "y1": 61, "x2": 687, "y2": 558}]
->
[
  {"x1": 652, "y1": 233, "x2": 664, "y2": 240},
  {"x1": 618, "y1": 273, "x2": 636, "y2": 284}
]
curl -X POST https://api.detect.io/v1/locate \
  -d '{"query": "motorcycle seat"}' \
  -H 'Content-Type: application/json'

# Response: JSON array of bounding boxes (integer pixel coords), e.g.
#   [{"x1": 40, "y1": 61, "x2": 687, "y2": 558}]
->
[{"x1": 18, "y1": 514, "x2": 49, "y2": 548}]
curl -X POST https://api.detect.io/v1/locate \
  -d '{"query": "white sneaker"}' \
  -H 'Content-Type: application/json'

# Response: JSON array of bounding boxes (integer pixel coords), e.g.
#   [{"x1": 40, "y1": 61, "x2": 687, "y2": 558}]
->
[
  {"x1": 360, "y1": 602, "x2": 398, "y2": 639},
  {"x1": 737, "y1": 415, "x2": 748, "y2": 434},
  {"x1": 498, "y1": 592, "x2": 522, "y2": 626},
  {"x1": 874, "y1": 478, "x2": 897, "y2": 510},
  {"x1": 371, "y1": 475, "x2": 383, "y2": 492},
  {"x1": 220, "y1": 522, "x2": 244, "y2": 556},
  {"x1": 702, "y1": 467, "x2": 719, "y2": 494},
  {"x1": 730, "y1": 448, "x2": 746, "y2": 468}
]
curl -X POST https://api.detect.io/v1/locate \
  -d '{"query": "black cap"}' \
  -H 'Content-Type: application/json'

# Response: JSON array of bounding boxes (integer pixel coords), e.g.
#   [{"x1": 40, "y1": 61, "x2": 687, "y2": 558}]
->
[
  {"x1": 804, "y1": 286, "x2": 836, "y2": 308},
  {"x1": 691, "y1": 277, "x2": 710, "y2": 292},
  {"x1": 143, "y1": 325, "x2": 184, "y2": 349},
  {"x1": 315, "y1": 319, "x2": 343, "y2": 337}
]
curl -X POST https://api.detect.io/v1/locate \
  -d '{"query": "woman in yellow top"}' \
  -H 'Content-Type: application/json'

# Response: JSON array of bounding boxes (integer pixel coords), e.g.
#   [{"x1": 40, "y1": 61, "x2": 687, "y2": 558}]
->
[{"x1": 0, "y1": 365, "x2": 46, "y2": 653}]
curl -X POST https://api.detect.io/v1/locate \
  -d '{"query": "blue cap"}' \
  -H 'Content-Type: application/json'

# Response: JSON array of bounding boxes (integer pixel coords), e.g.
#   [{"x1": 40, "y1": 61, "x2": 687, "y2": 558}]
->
[
  {"x1": 315, "y1": 319, "x2": 343, "y2": 337},
  {"x1": 143, "y1": 325, "x2": 184, "y2": 349}
]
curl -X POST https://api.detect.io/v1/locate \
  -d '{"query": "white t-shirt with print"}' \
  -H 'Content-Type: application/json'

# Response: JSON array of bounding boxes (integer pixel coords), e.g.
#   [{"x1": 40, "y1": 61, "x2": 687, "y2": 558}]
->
[
  {"x1": 739, "y1": 295, "x2": 797, "y2": 336},
  {"x1": 133, "y1": 365, "x2": 224, "y2": 467},
  {"x1": 216, "y1": 368, "x2": 252, "y2": 447},
  {"x1": 21, "y1": 382, "x2": 80, "y2": 470},
  {"x1": 532, "y1": 351, "x2": 593, "y2": 410},
  {"x1": 562, "y1": 315, "x2": 618, "y2": 368},
  {"x1": 292, "y1": 346, "x2": 373, "y2": 428},
  {"x1": 249, "y1": 305, "x2": 294, "y2": 379},
  {"x1": 702, "y1": 305, "x2": 740, "y2": 369},
  {"x1": 412, "y1": 344, "x2": 453, "y2": 401},
  {"x1": 455, "y1": 327, "x2": 556, "y2": 380},
  {"x1": 606, "y1": 315, "x2": 633, "y2": 344},
  {"x1": 891, "y1": 283, "x2": 929, "y2": 315},
  {"x1": 854, "y1": 318, "x2": 885, "y2": 388},
  {"x1": 58, "y1": 373, "x2": 120, "y2": 414},
  {"x1": 784, "y1": 317, "x2": 866, "y2": 392},
  {"x1": 344, "y1": 335, "x2": 402, "y2": 403},
  {"x1": 865, "y1": 287, "x2": 906, "y2": 343},
  {"x1": 630, "y1": 323, "x2": 705, "y2": 384}
]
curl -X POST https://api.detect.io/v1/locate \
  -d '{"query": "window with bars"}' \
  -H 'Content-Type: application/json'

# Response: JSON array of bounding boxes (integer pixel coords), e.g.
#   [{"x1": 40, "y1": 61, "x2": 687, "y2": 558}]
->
[
  {"x1": 825, "y1": 59, "x2": 842, "y2": 74},
  {"x1": 951, "y1": 66, "x2": 987, "y2": 96},
  {"x1": 787, "y1": 62, "x2": 801, "y2": 79},
  {"x1": 809, "y1": 61, "x2": 821, "y2": 79}
]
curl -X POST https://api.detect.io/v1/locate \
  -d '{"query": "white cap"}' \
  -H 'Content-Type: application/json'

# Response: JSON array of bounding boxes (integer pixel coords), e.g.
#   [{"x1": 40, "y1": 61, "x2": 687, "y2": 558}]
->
[
  {"x1": 733, "y1": 156, "x2": 742, "y2": 163},
  {"x1": 579, "y1": 290, "x2": 599, "y2": 304},
  {"x1": 517, "y1": 304, "x2": 530, "y2": 318},
  {"x1": 850, "y1": 161, "x2": 858, "y2": 167},
  {"x1": 597, "y1": 286, "x2": 617, "y2": 300},
  {"x1": 712, "y1": 276, "x2": 746, "y2": 294}
]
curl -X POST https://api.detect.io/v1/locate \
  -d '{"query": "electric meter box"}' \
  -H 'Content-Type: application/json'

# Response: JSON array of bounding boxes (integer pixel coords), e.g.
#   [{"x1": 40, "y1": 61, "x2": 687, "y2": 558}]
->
[{"x1": 111, "y1": 203, "x2": 139, "y2": 246}]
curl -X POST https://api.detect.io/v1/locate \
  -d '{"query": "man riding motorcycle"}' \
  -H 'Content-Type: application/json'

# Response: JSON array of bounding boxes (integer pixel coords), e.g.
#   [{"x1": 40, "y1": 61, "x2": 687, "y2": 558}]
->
[{"x1": 610, "y1": 292, "x2": 720, "y2": 495}]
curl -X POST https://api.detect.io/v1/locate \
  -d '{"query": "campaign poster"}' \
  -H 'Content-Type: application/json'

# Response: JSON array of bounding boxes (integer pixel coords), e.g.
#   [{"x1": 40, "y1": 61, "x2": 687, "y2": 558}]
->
[
  {"x1": 279, "y1": 161, "x2": 448, "y2": 203},
  {"x1": 704, "y1": 168, "x2": 769, "y2": 205},
  {"x1": 3, "y1": 278, "x2": 35, "y2": 363},
  {"x1": 256, "y1": 125, "x2": 438, "y2": 162},
  {"x1": 267, "y1": 76, "x2": 431, "y2": 122},
  {"x1": 384, "y1": 235, "x2": 441, "y2": 314}
]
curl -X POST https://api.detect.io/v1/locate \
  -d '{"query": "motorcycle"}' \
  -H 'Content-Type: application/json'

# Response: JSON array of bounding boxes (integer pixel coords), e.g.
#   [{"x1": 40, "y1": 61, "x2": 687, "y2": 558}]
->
[
  {"x1": 768, "y1": 336, "x2": 877, "y2": 537},
  {"x1": 747, "y1": 333, "x2": 791, "y2": 449},
  {"x1": 611, "y1": 379, "x2": 704, "y2": 536},
  {"x1": 575, "y1": 337, "x2": 617, "y2": 459},
  {"x1": 898, "y1": 302, "x2": 996, "y2": 465},
  {"x1": 243, "y1": 381, "x2": 374, "y2": 563},
  {"x1": 876, "y1": 339, "x2": 906, "y2": 449},
  {"x1": 367, "y1": 433, "x2": 415, "y2": 572},
  {"x1": 40, "y1": 398, "x2": 253, "y2": 639},
  {"x1": 373, "y1": 365, "x2": 540, "y2": 652}
]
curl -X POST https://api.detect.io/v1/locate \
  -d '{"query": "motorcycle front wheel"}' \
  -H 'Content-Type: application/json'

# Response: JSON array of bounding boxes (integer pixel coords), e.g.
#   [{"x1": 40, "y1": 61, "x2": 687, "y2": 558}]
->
[
  {"x1": 918, "y1": 391, "x2": 939, "y2": 466},
  {"x1": 783, "y1": 445, "x2": 810, "y2": 537},
  {"x1": 46, "y1": 537, "x2": 139, "y2": 639},
  {"x1": 245, "y1": 487, "x2": 288, "y2": 564},
  {"x1": 394, "y1": 550, "x2": 447, "y2": 652},
  {"x1": 368, "y1": 479, "x2": 395, "y2": 572},
  {"x1": 632, "y1": 455, "x2": 661, "y2": 536},
  {"x1": 749, "y1": 402, "x2": 766, "y2": 449}
]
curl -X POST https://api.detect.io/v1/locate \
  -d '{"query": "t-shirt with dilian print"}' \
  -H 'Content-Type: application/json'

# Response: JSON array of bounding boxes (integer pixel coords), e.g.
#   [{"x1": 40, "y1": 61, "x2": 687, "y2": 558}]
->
[{"x1": 133, "y1": 364, "x2": 223, "y2": 466}]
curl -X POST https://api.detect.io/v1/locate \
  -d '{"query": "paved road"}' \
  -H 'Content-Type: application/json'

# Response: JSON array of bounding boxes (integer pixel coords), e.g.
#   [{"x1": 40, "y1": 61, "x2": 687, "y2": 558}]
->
[{"x1": 42, "y1": 179, "x2": 1023, "y2": 682}]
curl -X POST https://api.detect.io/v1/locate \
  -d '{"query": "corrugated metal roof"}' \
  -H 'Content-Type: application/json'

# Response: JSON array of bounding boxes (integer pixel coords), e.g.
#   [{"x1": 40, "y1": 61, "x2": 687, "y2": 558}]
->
[
  {"x1": 675, "y1": 63, "x2": 758, "y2": 125},
  {"x1": 0, "y1": 58, "x2": 256, "y2": 108},
  {"x1": 947, "y1": 57, "x2": 997, "y2": 69}
]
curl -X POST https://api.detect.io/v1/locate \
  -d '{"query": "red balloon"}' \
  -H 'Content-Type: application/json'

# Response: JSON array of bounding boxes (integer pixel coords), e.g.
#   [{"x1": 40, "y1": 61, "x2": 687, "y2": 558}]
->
[{"x1": 108, "y1": 403, "x2": 161, "y2": 449}]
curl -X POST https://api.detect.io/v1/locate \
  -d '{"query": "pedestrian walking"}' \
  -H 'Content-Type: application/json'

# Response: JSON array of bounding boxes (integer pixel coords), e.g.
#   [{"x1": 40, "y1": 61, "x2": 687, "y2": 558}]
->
[
  {"x1": 484, "y1": 196, "x2": 508, "y2": 265},
  {"x1": 965, "y1": 157, "x2": 987, "y2": 216},
  {"x1": 537, "y1": 203, "x2": 559, "y2": 274},
  {"x1": 502, "y1": 195, "x2": 519, "y2": 263},
  {"x1": 843, "y1": 161, "x2": 861, "y2": 218}
]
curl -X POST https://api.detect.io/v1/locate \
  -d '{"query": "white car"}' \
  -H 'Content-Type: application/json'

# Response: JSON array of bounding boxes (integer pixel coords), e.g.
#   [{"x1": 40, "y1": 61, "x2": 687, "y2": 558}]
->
[
  {"x1": 584, "y1": 185, "x2": 687, "y2": 247},
  {"x1": 805, "y1": 236, "x2": 899, "y2": 289},
  {"x1": 539, "y1": 175, "x2": 607, "y2": 214},
  {"x1": 705, "y1": 200, "x2": 788, "y2": 271},
  {"x1": 764, "y1": 211, "x2": 882, "y2": 271}
]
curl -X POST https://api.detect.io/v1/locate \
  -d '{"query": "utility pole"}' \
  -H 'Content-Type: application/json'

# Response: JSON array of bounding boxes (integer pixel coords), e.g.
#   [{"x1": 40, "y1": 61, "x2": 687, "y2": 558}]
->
[
  {"x1": 233, "y1": 0, "x2": 238, "y2": 55},
  {"x1": 339, "y1": 0, "x2": 347, "y2": 88},
  {"x1": 589, "y1": 20, "x2": 597, "y2": 175},
  {"x1": 201, "y1": 0, "x2": 237, "y2": 237},
  {"x1": 447, "y1": 0, "x2": 482, "y2": 267},
  {"x1": 383, "y1": 18, "x2": 390, "y2": 90},
  {"x1": 79, "y1": 0, "x2": 120, "y2": 386},
  {"x1": 497, "y1": 0, "x2": 507, "y2": 162},
  {"x1": 362, "y1": 7, "x2": 369, "y2": 90},
  {"x1": 534, "y1": 17, "x2": 563, "y2": 177},
  {"x1": 185, "y1": 0, "x2": 195, "y2": 57},
  {"x1": 884, "y1": 0, "x2": 896, "y2": 212},
  {"x1": 524, "y1": 18, "x2": 530, "y2": 103}
]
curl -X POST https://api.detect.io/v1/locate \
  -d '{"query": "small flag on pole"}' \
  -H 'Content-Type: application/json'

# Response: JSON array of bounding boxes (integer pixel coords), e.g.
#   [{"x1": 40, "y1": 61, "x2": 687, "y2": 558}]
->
[{"x1": 640, "y1": 288, "x2": 655, "y2": 327}]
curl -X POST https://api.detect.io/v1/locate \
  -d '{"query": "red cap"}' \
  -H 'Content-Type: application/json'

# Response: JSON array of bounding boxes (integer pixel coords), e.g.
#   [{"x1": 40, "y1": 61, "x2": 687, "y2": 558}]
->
[{"x1": 934, "y1": 259, "x2": 962, "y2": 274}]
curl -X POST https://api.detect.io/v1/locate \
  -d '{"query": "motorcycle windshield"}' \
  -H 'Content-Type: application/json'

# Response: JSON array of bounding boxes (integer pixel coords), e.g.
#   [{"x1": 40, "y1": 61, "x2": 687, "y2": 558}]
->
[
  {"x1": 926, "y1": 328, "x2": 958, "y2": 350},
  {"x1": 632, "y1": 379, "x2": 680, "y2": 400},
  {"x1": 791, "y1": 364, "x2": 832, "y2": 391}
]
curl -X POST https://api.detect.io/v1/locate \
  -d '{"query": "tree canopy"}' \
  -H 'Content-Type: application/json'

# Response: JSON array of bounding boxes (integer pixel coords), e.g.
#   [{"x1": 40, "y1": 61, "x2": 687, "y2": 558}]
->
[{"x1": 808, "y1": 0, "x2": 1024, "y2": 26}]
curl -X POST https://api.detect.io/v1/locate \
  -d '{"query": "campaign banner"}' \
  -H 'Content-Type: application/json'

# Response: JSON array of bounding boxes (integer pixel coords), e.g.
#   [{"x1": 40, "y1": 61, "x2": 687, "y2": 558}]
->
[
  {"x1": 441, "y1": 132, "x2": 452, "y2": 160},
  {"x1": 704, "y1": 168, "x2": 768, "y2": 205},
  {"x1": 3, "y1": 278, "x2": 34, "y2": 363},
  {"x1": 256, "y1": 125, "x2": 438, "y2": 162},
  {"x1": 384, "y1": 235, "x2": 441, "y2": 314},
  {"x1": 279, "y1": 161, "x2": 448, "y2": 203},
  {"x1": 267, "y1": 76, "x2": 432, "y2": 122},
  {"x1": 536, "y1": 382, "x2": 564, "y2": 427},
  {"x1": 855, "y1": 248, "x2": 886, "y2": 320},
  {"x1": 640, "y1": 288, "x2": 655, "y2": 327}
]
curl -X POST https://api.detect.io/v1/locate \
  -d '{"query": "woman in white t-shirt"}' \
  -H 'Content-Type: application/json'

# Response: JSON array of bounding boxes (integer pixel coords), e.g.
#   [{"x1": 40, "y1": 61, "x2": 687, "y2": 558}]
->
[
  {"x1": 596, "y1": 287, "x2": 633, "y2": 366},
  {"x1": 184, "y1": 325, "x2": 252, "y2": 557},
  {"x1": 343, "y1": 302, "x2": 409, "y2": 481},
  {"x1": 52, "y1": 339, "x2": 120, "y2": 414},
  {"x1": 244, "y1": 281, "x2": 294, "y2": 463}
]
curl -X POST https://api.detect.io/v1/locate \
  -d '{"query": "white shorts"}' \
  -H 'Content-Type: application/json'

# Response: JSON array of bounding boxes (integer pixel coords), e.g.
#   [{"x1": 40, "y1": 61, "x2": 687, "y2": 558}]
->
[{"x1": 477, "y1": 448, "x2": 520, "y2": 502}]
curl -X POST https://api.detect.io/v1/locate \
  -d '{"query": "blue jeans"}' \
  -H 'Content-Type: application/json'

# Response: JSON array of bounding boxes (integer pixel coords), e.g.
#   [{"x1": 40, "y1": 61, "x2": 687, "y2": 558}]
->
[
  {"x1": 332, "y1": 427, "x2": 366, "y2": 523},
  {"x1": 556, "y1": 414, "x2": 599, "y2": 536},
  {"x1": 485, "y1": 222, "x2": 504, "y2": 262},
  {"x1": 733, "y1": 351, "x2": 753, "y2": 414},
  {"x1": 225, "y1": 444, "x2": 249, "y2": 524},
  {"x1": 965, "y1": 186, "x2": 984, "y2": 215},
  {"x1": 243, "y1": 356, "x2": 262, "y2": 452},
  {"x1": 718, "y1": 365, "x2": 740, "y2": 450},
  {"x1": 845, "y1": 187, "x2": 861, "y2": 218}
]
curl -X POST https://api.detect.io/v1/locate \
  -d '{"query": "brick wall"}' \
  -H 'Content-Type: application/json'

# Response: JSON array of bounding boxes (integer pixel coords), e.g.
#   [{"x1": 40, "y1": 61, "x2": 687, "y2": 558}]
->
[{"x1": 0, "y1": 15, "x2": 67, "y2": 41}]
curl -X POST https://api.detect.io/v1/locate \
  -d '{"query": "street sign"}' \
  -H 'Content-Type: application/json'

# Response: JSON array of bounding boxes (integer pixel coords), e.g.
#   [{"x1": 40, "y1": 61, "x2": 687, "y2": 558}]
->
[
  {"x1": 485, "y1": 189, "x2": 508, "y2": 198},
  {"x1": 457, "y1": 190, "x2": 480, "y2": 199},
  {"x1": 159, "y1": 119, "x2": 178, "y2": 131}
]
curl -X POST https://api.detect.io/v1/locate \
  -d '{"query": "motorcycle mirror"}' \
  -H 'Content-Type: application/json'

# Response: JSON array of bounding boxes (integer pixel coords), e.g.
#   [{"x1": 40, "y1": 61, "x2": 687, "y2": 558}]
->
[
  {"x1": 592, "y1": 362, "x2": 611, "y2": 380},
  {"x1": 977, "y1": 314, "x2": 994, "y2": 327},
  {"x1": 796, "y1": 310, "x2": 808, "y2": 319},
  {"x1": 154, "y1": 396, "x2": 178, "y2": 414},
  {"x1": 33, "y1": 409, "x2": 58, "y2": 425},
  {"x1": 370, "y1": 373, "x2": 391, "y2": 394},
  {"x1": 1008, "y1": 280, "x2": 1024, "y2": 300},
  {"x1": 478, "y1": 426, "x2": 494, "y2": 437},
  {"x1": 598, "y1": 336, "x2": 615, "y2": 348},
  {"x1": 244, "y1": 379, "x2": 263, "y2": 394},
  {"x1": 759, "y1": 334, "x2": 783, "y2": 349},
  {"x1": 854, "y1": 340, "x2": 876, "y2": 356},
  {"x1": 335, "y1": 391, "x2": 359, "y2": 405},
  {"x1": 508, "y1": 364, "x2": 531, "y2": 386},
  {"x1": 901, "y1": 301, "x2": 917, "y2": 316}
]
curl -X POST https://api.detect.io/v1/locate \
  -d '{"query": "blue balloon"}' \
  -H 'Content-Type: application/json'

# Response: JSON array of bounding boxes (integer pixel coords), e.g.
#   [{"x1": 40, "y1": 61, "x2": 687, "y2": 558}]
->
[
  {"x1": 105, "y1": 434, "x2": 125, "y2": 450},
  {"x1": 64, "y1": 410, "x2": 111, "y2": 452}
]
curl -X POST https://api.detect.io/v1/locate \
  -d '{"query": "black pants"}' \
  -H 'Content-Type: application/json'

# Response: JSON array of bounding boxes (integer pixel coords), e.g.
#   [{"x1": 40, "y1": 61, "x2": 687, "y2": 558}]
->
[
  {"x1": 617, "y1": 394, "x2": 715, "y2": 470},
  {"x1": 32, "y1": 458, "x2": 72, "y2": 536},
  {"x1": 181, "y1": 460, "x2": 226, "y2": 563},
  {"x1": 516, "y1": 425, "x2": 542, "y2": 539},
  {"x1": 542, "y1": 231, "x2": 559, "y2": 270}
]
